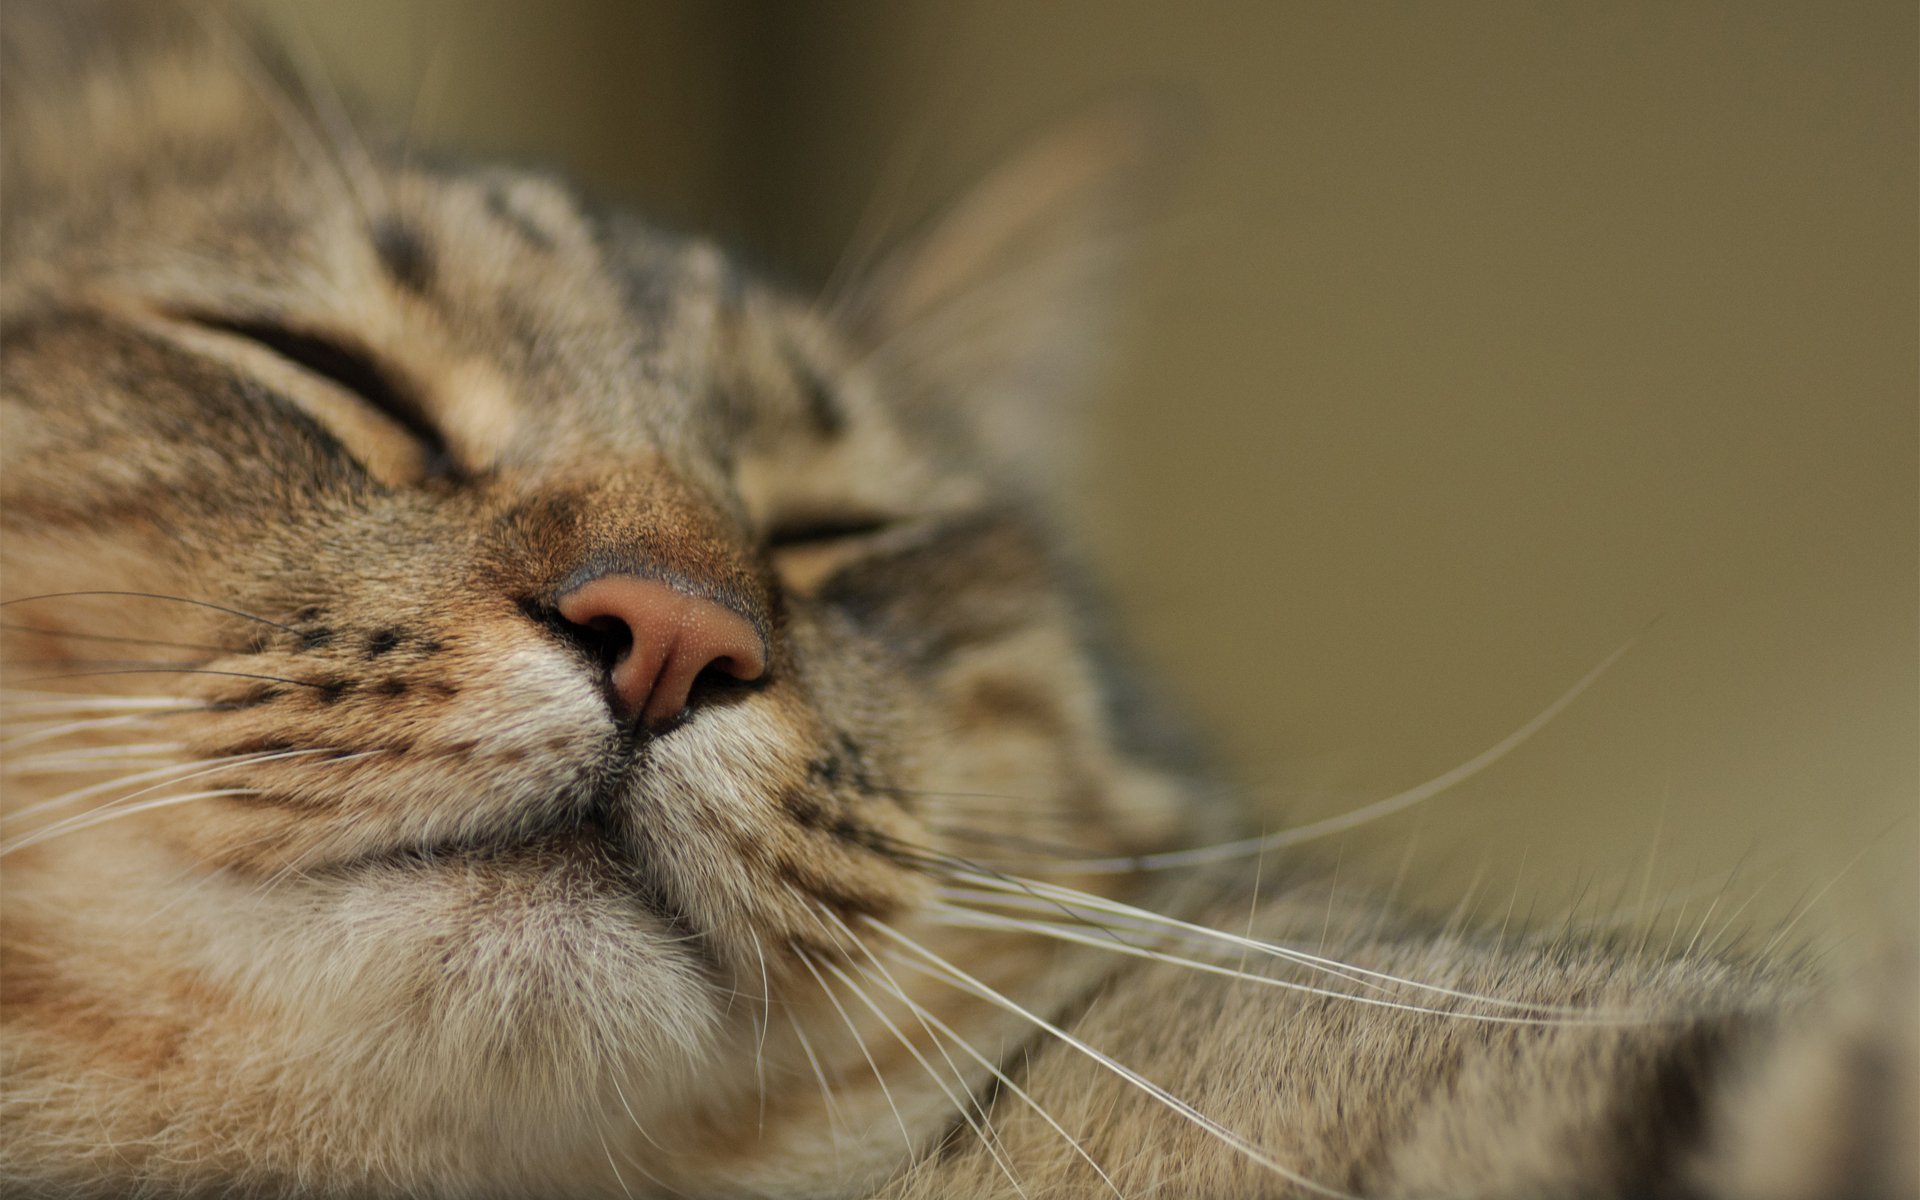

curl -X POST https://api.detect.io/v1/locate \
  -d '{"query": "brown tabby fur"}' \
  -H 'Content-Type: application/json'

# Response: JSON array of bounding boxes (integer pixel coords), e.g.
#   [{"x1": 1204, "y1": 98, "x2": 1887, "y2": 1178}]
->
[{"x1": 1, "y1": 4, "x2": 1913, "y2": 1197}]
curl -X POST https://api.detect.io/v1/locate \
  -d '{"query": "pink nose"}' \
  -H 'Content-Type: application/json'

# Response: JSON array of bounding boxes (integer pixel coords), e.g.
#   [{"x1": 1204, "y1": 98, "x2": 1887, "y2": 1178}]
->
[{"x1": 555, "y1": 575, "x2": 767, "y2": 729}]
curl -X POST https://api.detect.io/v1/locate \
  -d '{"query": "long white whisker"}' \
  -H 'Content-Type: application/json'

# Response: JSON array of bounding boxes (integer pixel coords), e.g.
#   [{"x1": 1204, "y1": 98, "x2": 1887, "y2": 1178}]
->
[
  {"x1": 937, "y1": 875, "x2": 1656, "y2": 1020},
  {"x1": 608, "y1": 1072, "x2": 670, "y2": 1157},
  {"x1": 838, "y1": 942, "x2": 1121, "y2": 1197},
  {"x1": 927, "y1": 904, "x2": 1643, "y2": 1028},
  {"x1": 785, "y1": 1008, "x2": 847, "y2": 1139},
  {"x1": 0, "y1": 692, "x2": 201, "y2": 715},
  {"x1": 1, "y1": 712, "x2": 190, "y2": 752},
  {"x1": 866, "y1": 917, "x2": 1358, "y2": 1199},
  {"x1": 813, "y1": 943, "x2": 1028, "y2": 1199},
  {"x1": 813, "y1": 906, "x2": 1054, "y2": 1192},
  {"x1": 2, "y1": 748, "x2": 336, "y2": 826},
  {"x1": 597, "y1": 1126, "x2": 636, "y2": 1200},
  {"x1": 795, "y1": 949, "x2": 918, "y2": 1160},
  {"x1": 4, "y1": 742, "x2": 190, "y2": 776},
  {"x1": 2, "y1": 788, "x2": 260, "y2": 857},
  {"x1": 1030, "y1": 635, "x2": 1638, "y2": 874},
  {"x1": 747, "y1": 930, "x2": 772, "y2": 1131}
]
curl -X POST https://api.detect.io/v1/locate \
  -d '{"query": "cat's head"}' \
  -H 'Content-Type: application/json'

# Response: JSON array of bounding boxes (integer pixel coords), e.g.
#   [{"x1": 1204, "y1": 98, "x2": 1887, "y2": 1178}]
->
[{"x1": 1, "y1": 3, "x2": 1206, "y2": 1193}]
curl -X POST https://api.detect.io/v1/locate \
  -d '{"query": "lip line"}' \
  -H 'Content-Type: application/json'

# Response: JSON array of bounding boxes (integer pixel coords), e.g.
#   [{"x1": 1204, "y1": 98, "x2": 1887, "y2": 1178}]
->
[{"x1": 322, "y1": 801, "x2": 704, "y2": 940}]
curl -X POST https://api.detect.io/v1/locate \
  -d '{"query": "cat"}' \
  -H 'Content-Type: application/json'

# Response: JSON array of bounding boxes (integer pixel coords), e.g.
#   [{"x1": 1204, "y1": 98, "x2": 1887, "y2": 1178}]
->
[{"x1": 1, "y1": 3, "x2": 1913, "y2": 1197}]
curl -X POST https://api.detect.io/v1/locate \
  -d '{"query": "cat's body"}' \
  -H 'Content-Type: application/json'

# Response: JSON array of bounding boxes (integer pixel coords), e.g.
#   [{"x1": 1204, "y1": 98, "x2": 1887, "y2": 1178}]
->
[{"x1": 0, "y1": 4, "x2": 1912, "y2": 1197}]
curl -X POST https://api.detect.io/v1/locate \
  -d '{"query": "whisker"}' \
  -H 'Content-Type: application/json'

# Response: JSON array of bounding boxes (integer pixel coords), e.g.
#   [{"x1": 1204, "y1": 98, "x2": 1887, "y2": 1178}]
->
[
  {"x1": 2, "y1": 712, "x2": 184, "y2": 753},
  {"x1": 785, "y1": 1007, "x2": 848, "y2": 1139},
  {"x1": 268, "y1": 5, "x2": 394, "y2": 220},
  {"x1": 808, "y1": 925, "x2": 1027, "y2": 1198},
  {"x1": 749, "y1": 929, "x2": 772, "y2": 1132},
  {"x1": 816, "y1": 904, "x2": 1117, "y2": 1195},
  {"x1": 926, "y1": 903, "x2": 1643, "y2": 1028},
  {"x1": 0, "y1": 692, "x2": 206, "y2": 715},
  {"x1": 1, "y1": 788, "x2": 261, "y2": 857},
  {"x1": 606, "y1": 1074, "x2": 688, "y2": 1197},
  {"x1": 0, "y1": 592, "x2": 301, "y2": 635},
  {"x1": 0, "y1": 623, "x2": 234, "y2": 654},
  {"x1": 845, "y1": 956, "x2": 1121, "y2": 1197},
  {"x1": 1021, "y1": 634, "x2": 1640, "y2": 875},
  {"x1": 181, "y1": 3, "x2": 374, "y2": 227},
  {"x1": 597, "y1": 1126, "x2": 636, "y2": 1200},
  {"x1": 934, "y1": 874, "x2": 1660, "y2": 1020},
  {"x1": 866, "y1": 918, "x2": 1358, "y2": 1199},
  {"x1": 794, "y1": 948, "x2": 919, "y2": 1159},
  {"x1": 9, "y1": 659, "x2": 213, "y2": 675},
  {"x1": 20, "y1": 668, "x2": 329, "y2": 690},
  {"x1": 1760, "y1": 829, "x2": 1893, "y2": 956},
  {"x1": 4, "y1": 741, "x2": 191, "y2": 777},
  {"x1": 3, "y1": 747, "x2": 344, "y2": 826}
]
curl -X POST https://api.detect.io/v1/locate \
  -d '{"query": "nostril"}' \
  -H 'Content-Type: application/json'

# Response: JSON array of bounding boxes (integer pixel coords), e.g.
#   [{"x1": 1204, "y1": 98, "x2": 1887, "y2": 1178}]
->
[
  {"x1": 550, "y1": 575, "x2": 767, "y2": 729},
  {"x1": 520, "y1": 599, "x2": 633, "y2": 677},
  {"x1": 573, "y1": 615, "x2": 633, "y2": 675}
]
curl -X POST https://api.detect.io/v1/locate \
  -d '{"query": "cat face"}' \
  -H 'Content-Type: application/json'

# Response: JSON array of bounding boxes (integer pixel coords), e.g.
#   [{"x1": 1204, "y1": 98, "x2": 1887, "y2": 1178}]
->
[{"x1": 0, "y1": 5, "x2": 1195, "y2": 1192}]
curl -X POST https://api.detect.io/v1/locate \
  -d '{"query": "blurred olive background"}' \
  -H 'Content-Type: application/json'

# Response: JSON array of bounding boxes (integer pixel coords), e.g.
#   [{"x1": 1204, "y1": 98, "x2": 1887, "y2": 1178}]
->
[{"x1": 248, "y1": 0, "x2": 1914, "y2": 942}]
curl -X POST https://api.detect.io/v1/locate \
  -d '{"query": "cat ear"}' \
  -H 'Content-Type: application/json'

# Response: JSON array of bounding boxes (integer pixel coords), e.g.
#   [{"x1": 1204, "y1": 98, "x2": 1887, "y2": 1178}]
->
[{"x1": 847, "y1": 98, "x2": 1194, "y2": 496}]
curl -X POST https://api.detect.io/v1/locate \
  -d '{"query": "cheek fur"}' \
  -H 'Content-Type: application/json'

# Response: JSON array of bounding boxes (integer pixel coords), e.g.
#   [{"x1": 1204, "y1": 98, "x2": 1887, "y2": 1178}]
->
[{"x1": 157, "y1": 634, "x2": 618, "y2": 873}]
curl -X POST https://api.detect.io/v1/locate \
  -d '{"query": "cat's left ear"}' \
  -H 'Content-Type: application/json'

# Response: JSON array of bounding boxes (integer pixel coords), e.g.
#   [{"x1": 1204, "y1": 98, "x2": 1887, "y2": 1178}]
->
[{"x1": 846, "y1": 98, "x2": 1194, "y2": 495}]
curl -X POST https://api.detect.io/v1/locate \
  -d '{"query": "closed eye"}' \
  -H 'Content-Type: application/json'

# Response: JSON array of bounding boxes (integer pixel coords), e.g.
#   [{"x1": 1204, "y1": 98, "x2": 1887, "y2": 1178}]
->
[
  {"x1": 765, "y1": 512, "x2": 899, "y2": 594},
  {"x1": 765, "y1": 513, "x2": 896, "y2": 549},
  {"x1": 174, "y1": 311, "x2": 460, "y2": 480}
]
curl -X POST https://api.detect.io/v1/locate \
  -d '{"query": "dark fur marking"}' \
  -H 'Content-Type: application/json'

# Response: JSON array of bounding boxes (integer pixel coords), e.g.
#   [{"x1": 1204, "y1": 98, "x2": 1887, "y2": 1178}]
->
[
  {"x1": 314, "y1": 677, "x2": 355, "y2": 704},
  {"x1": 1615, "y1": 1019, "x2": 1745, "y2": 1196},
  {"x1": 375, "y1": 677, "x2": 408, "y2": 697},
  {"x1": 775, "y1": 861, "x2": 888, "y2": 921},
  {"x1": 830, "y1": 816, "x2": 886, "y2": 852},
  {"x1": 297, "y1": 626, "x2": 334, "y2": 651},
  {"x1": 780, "y1": 786, "x2": 899, "y2": 858},
  {"x1": 364, "y1": 629, "x2": 402, "y2": 658},
  {"x1": 214, "y1": 685, "x2": 284, "y2": 711},
  {"x1": 373, "y1": 219, "x2": 433, "y2": 293},
  {"x1": 419, "y1": 639, "x2": 446, "y2": 654},
  {"x1": 806, "y1": 754, "x2": 843, "y2": 788},
  {"x1": 788, "y1": 350, "x2": 846, "y2": 437},
  {"x1": 781, "y1": 787, "x2": 829, "y2": 828},
  {"x1": 834, "y1": 732, "x2": 874, "y2": 790},
  {"x1": 485, "y1": 187, "x2": 556, "y2": 251}
]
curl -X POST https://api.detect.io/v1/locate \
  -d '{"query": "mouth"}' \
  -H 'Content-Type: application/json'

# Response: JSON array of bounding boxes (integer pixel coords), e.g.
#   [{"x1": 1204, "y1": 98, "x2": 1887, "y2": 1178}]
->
[{"x1": 328, "y1": 788, "x2": 709, "y2": 951}]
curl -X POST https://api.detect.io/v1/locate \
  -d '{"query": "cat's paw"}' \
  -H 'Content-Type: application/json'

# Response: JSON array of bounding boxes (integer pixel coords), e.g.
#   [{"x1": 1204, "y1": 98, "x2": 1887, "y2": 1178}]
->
[{"x1": 1692, "y1": 946, "x2": 1918, "y2": 1199}]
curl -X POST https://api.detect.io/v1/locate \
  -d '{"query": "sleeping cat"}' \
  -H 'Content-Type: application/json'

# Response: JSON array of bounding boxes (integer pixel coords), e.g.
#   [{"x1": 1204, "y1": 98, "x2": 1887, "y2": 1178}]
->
[{"x1": 1, "y1": 3, "x2": 1913, "y2": 1197}]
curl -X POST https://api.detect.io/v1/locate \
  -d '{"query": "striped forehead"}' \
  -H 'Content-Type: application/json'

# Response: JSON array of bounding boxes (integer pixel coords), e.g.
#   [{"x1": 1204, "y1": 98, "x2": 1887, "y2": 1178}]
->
[{"x1": 365, "y1": 166, "x2": 748, "y2": 472}]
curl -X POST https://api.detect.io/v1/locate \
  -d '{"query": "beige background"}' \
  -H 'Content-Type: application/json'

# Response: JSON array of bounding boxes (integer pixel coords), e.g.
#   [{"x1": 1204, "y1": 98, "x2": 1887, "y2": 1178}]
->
[{"x1": 250, "y1": 1, "x2": 1915, "y2": 942}]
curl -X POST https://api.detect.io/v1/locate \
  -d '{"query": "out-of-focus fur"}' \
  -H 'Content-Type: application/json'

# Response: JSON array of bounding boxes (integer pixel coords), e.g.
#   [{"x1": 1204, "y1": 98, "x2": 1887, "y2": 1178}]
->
[{"x1": 1, "y1": 4, "x2": 1912, "y2": 1196}]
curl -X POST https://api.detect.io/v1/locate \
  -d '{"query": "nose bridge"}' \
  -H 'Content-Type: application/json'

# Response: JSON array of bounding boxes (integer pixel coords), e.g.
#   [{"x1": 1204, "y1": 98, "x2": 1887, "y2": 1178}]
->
[
  {"x1": 489, "y1": 460, "x2": 772, "y2": 728},
  {"x1": 531, "y1": 463, "x2": 767, "y2": 627}
]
